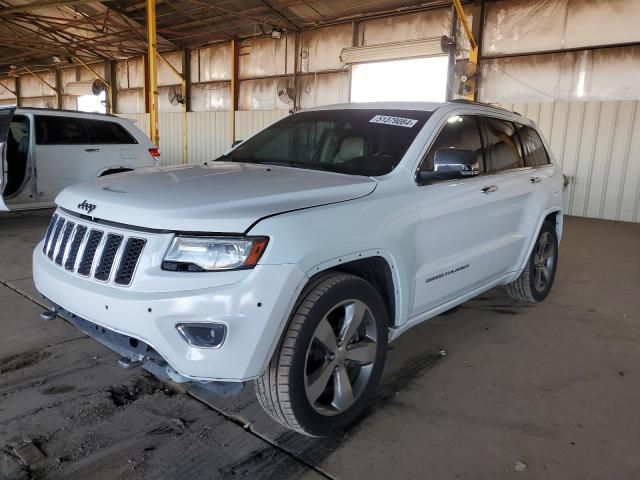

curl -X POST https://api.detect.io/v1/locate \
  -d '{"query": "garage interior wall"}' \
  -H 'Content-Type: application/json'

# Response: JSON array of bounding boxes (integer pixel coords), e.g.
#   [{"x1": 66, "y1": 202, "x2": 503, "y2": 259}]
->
[
  {"x1": 1, "y1": 0, "x2": 639, "y2": 222},
  {"x1": 479, "y1": 0, "x2": 640, "y2": 223}
]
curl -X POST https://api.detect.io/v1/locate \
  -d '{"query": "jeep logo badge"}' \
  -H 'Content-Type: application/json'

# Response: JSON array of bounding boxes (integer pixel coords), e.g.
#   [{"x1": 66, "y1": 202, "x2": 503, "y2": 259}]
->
[{"x1": 77, "y1": 200, "x2": 96, "y2": 215}]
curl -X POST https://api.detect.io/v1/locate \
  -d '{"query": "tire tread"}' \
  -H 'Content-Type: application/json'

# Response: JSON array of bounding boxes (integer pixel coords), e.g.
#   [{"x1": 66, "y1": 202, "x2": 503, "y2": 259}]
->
[
  {"x1": 505, "y1": 220, "x2": 556, "y2": 303},
  {"x1": 255, "y1": 271, "x2": 361, "y2": 435}
]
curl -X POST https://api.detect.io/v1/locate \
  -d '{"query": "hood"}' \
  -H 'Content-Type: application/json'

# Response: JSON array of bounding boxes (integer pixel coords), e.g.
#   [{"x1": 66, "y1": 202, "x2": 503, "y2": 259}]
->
[{"x1": 56, "y1": 162, "x2": 377, "y2": 232}]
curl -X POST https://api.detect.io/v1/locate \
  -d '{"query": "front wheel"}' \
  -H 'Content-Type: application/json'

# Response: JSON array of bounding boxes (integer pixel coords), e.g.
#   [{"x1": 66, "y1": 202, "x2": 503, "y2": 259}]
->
[
  {"x1": 506, "y1": 220, "x2": 559, "y2": 303},
  {"x1": 255, "y1": 272, "x2": 388, "y2": 436}
]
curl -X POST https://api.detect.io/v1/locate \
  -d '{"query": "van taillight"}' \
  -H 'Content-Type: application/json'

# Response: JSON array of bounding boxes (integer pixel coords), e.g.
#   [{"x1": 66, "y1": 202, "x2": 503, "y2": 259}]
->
[{"x1": 149, "y1": 147, "x2": 161, "y2": 158}]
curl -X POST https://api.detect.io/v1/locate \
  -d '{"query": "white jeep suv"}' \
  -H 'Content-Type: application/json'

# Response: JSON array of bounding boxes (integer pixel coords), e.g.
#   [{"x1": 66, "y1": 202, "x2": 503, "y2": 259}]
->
[{"x1": 33, "y1": 102, "x2": 563, "y2": 436}]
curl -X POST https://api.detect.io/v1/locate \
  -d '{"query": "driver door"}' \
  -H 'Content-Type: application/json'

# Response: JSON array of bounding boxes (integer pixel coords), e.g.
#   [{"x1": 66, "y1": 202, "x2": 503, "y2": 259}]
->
[
  {"x1": 0, "y1": 107, "x2": 15, "y2": 211},
  {"x1": 411, "y1": 114, "x2": 501, "y2": 316}
]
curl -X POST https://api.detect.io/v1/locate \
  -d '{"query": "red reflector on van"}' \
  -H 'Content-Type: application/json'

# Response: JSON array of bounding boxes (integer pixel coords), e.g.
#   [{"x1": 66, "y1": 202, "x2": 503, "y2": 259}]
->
[{"x1": 149, "y1": 147, "x2": 161, "y2": 158}]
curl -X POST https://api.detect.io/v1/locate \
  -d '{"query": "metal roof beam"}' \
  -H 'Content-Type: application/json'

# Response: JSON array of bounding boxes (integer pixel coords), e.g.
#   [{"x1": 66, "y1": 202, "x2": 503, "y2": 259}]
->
[{"x1": 0, "y1": 0, "x2": 102, "y2": 16}]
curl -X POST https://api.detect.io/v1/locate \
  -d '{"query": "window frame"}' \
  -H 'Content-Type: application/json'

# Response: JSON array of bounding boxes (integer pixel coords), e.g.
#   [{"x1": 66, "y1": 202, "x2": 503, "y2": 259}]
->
[
  {"x1": 478, "y1": 115, "x2": 531, "y2": 175},
  {"x1": 86, "y1": 119, "x2": 138, "y2": 145},
  {"x1": 415, "y1": 113, "x2": 487, "y2": 186},
  {"x1": 514, "y1": 123, "x2": 550, "y2": 168}
]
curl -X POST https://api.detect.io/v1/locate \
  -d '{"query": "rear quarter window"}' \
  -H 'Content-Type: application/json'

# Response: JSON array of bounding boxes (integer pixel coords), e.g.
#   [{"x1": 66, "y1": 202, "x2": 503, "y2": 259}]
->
[
  {"x1": 517, "y1": 125, "x2": 549, "y2": 167},
  {"x1": 87, "y1": 119, "x2": 137, "y2": 144}
]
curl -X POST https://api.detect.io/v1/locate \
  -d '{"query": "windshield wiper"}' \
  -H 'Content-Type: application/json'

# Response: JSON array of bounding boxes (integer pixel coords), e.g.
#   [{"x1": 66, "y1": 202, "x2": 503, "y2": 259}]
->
[{"x1": 221, "y1": 158, "x2": 335, "y2": 172}]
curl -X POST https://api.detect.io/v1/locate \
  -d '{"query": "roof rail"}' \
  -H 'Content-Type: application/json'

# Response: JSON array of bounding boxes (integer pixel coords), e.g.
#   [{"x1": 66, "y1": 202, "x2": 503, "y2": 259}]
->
[
  {"x1": 448, "y1": 99, "x2": 522, "y2": 116},
  {"x1": 8, "y1": 106, "x2": 118, "y2": 117}
]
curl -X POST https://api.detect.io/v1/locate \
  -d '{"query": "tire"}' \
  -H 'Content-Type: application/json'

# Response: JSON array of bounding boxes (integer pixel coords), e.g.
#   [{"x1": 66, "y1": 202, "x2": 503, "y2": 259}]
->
[
  {"x1": 506, "y1": 220, "x2": 559, "y2": 303},
  {"x1": 255, "y1": 272, "x2": 388, "y2": 436}
]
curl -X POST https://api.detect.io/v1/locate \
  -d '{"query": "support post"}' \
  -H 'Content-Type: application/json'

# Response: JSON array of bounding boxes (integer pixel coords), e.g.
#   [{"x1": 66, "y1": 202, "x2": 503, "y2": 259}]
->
[
  {"x1": 55, "y1": 66, "x2": 63, "y2": 109},
  {"x1": 452, "y1": 0, "x2": 479, "y2": 101},
  {"x1": 107, "y1": 60, "x2": 118, "y2": 114},
  {"x1": 182, "y1": 48, "x2": 191, "y2": 164},
  {"x1": 23, "y1": 66, "x2": 58, "y2": 108},
  {"x1": 146, "y1": 0, "x2": 159, "y2": 146},
  {"x1": 230, "y1": 39, "x2": 238, "y2": 145},
  {"x1": 347, "y1": 21, "x2": 360, "y2": 103},
  {"x1": 15, "y1": 77, "x2": 21, "y2": 107},
  {"x1": 446, "y1": 5, "x2": 458, "y2": 101},
  {"x1": 157, "y1": 51, "x2": 188, "y2": 164},
  {"x1": 293, "y1": 32, "x2": 299, "y2": 111}
]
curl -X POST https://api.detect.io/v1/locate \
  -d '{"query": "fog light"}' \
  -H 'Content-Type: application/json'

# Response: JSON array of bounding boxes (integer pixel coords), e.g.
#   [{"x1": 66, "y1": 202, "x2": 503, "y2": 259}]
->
[{"x1": 176, "y1": 323, "x2": 227, "y2": 348}]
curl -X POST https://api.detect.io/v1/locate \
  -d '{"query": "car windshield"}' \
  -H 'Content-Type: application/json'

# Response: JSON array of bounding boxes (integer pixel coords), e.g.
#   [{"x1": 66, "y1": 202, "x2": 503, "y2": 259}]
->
[{"x1": 218, "y1": 109, "x2": 432, "y2": 176}]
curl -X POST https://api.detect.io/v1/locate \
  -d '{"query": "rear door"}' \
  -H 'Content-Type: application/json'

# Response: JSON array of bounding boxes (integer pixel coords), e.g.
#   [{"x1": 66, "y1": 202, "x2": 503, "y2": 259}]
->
[
  {"x1": 481, "y1": 117, "x2": 547, "y2": 276},
  {"x1": 0, "y1": 107, "x2": 15, "y2": 211},
  {"x1": 85, "y1": 118, "x2": 143, "y2": 170},
  {"x1": 34, "y1": 114, "x2": 107, "y2": 203}
]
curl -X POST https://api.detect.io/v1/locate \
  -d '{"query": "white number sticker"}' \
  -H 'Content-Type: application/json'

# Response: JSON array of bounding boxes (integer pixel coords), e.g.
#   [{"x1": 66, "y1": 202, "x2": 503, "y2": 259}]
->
[{"x1": 369, "y1": 115, "x2": 418, "y2": 128}]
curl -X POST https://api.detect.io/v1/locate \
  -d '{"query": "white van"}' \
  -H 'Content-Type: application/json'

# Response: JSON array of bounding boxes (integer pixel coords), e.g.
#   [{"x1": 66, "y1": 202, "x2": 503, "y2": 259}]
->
[{"x1": 0, "y1": 107, "x2": 159, "y2": 211}]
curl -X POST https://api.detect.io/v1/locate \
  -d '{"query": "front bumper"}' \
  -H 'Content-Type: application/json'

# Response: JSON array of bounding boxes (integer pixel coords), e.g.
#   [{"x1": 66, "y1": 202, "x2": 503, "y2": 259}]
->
[{"x1": 33, "y1": 244, "x2": 307, "y2": 382}]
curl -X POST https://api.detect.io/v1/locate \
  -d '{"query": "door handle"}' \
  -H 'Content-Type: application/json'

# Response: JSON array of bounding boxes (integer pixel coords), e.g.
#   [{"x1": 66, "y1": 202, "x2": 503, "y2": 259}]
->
[
  {"x1": 481, "y1": 185, "x2": 498, "y2": 194},
  {"x1": 85, "y1": 148, "x2": 101, "y2": 152},
  {"x1": 530, "y1": 176, "x2": 542, "y2": 184}
]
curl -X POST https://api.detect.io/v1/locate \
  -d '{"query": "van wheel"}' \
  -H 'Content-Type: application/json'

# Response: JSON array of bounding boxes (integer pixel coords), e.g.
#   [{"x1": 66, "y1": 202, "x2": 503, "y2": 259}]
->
[
  {"x1": 506, "y1": 220, "x2": 559, "y2": 303},
  {"x1": 255, "y1": 272, "x2": 388, "y2": 436}
]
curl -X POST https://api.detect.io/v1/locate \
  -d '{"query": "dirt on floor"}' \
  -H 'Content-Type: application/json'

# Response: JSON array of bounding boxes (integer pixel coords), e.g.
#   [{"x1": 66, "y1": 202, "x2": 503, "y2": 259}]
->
[{"x1": 1, "y1": 211, "x2": 639, "y2": 480}]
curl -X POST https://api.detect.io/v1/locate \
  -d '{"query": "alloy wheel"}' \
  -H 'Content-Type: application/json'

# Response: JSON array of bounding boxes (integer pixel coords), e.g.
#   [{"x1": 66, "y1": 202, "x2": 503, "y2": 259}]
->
[
  {"x1": 304, "y1": 299, "x2": 378, "y2": 416},
  {"x1": 533, "y1": 231, "x2": 556, "y2": 291}
]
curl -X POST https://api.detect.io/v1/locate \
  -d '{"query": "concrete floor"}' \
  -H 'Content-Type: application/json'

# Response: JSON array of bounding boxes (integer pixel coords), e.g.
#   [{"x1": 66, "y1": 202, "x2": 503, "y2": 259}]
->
[{"x1": 0, "y1": 211, "x2": 639, "y2": 480}]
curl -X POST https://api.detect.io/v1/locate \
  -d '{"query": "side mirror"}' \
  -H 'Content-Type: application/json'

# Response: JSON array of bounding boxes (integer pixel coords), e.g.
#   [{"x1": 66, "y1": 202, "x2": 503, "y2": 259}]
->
[
  {"x1": 231, "y1": 140, "x2": 243, "y2": 148},
  {"x1": 416, "y1": 148, "x2": 480, "y2": 184}
]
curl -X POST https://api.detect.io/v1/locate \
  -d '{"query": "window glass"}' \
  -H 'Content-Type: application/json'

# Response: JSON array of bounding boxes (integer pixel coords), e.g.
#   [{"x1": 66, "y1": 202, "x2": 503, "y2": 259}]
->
[
  {"x1": 9, "y1": 115, "x2": 29, "y2": 147},
  {"x1": 419, "y1": 115, "x2": 484, "y2": 173},
  {"x1": 88, "y1": 120, "x2": 137, "y2": 144},
  {"x1": 222, "y1": 109, "x2": 431, "y2": 177},
  {"x1": 516, "y1": 125, "x2": 549, "y2": 167},
  {"x1": 35, "y1": 115, "x2": 91, "y2": 145},
  {"x1": 484, "y1": 118, "x2": 524, "y2": 172}
]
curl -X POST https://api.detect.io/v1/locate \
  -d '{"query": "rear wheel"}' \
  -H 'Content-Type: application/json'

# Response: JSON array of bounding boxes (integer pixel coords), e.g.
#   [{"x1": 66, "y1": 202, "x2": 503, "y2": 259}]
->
[
  {"x1": 255, "y1": 272, "x2": 388, "y2": 436},
  {"x1": 506, "y1": 220, "x2": 559, "y2": 303}
]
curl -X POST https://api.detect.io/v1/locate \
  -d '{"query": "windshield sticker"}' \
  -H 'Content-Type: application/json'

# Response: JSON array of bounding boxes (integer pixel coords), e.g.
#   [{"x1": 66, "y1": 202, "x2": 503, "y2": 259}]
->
[{"x1": 369, "y1": 115, "x2": 418, "y2": 128}]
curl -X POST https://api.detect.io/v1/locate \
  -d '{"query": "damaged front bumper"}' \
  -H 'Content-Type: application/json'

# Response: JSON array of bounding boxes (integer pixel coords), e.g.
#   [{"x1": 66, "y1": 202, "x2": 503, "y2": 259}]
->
[{"x1": 46, "y1": 303, "x2": 245, "y2": 397}]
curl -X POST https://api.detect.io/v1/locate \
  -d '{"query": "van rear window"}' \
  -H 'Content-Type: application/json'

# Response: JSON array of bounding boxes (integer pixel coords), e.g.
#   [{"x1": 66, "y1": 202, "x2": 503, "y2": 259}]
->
[{"x1": 87, "y1": 119, "x2": 137, "y2": 144}]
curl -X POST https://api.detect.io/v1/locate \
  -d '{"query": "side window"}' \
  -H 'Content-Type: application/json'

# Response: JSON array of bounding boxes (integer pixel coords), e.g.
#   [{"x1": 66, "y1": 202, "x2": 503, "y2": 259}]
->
[
  {"x1": 483, "y1": 117, "x2": 524, "y2": 172},
  {"x1": 88, "y1": 120, "x2": 137, "y2": 144},
  {"x1": 516, "y1": 125, "x2": 549, "y2": 167},
  {"x1": 419, "y1": 115, "x2": 484, "y2": 173},
  {"x1": 35, "y1": 115, "x2": 90, "y2": 145},
  {"x1": 9, "y1": 115, "x2": 30, "y2": 150}
]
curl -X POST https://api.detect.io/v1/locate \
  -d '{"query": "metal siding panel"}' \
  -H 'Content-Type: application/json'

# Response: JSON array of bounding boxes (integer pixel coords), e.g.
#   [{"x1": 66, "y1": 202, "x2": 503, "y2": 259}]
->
[
  {"x1": 118, "y1": 113, "x2": 150, "y2": 138},
  {"x1": 158, "y1": 112, "x2": 182, "y2": 166},
  {"x1": 514, "y1": 100, "x2": 640, "y2": 223},
  {"x1": 586, "y1": 102, "x2": 617, "y2": 219},
  {"x1": 620, "y1": 104, "x2": 640, "y2": 222}
]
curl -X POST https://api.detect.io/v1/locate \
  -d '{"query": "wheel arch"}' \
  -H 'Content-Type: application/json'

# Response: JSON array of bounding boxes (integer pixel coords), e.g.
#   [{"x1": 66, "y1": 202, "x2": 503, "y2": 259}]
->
[
  {"x1": 304, "y1": 252, "x2": 401, "y2": 329},
  {"x1": 99, "y1": 167, "x2": 133, "y2": 177},
  {"x1": 517, "y1": 207, "x2": 563, "y2": 272}
]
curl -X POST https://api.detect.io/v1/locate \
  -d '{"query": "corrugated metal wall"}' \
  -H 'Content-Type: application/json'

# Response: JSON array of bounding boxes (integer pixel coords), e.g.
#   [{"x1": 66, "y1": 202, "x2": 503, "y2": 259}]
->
[
  {"x1": 120, "y1": 110, "x2": 288, "y2": 166},
  {"x1": 503, "y1": 101, "x2": 640, "y2": 223}
]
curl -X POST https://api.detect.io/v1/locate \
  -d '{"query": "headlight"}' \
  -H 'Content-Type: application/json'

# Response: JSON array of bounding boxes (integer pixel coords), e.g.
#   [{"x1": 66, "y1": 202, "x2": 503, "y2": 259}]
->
[{"x1": 162, "y1": 236, "x2": 269, "y2": 272}]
